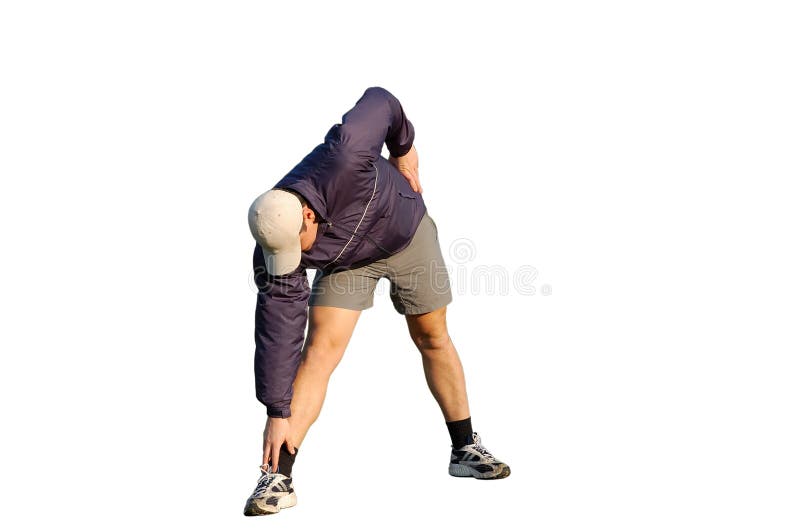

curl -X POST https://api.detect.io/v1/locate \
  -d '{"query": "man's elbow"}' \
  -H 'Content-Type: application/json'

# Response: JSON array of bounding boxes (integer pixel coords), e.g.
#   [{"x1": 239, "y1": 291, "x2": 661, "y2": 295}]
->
[{"x1": 363, "y1": 86, "x2": 397, "y2": 103}]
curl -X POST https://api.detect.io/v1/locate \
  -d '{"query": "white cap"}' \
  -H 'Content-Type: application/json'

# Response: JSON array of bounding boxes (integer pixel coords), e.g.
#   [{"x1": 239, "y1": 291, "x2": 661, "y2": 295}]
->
[{"x1": 248, "y1": 189, "x2": 303, "y2": 275}]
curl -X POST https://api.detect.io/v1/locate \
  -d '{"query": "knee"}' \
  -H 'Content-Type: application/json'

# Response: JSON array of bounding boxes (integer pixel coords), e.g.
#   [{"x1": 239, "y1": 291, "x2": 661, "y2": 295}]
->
[
  {"x1": 302, "y1": 338, "x2": 346, "y2": 368},
  {"x1": 411, "y1": 328, "x2": 452, "y2": 352}
]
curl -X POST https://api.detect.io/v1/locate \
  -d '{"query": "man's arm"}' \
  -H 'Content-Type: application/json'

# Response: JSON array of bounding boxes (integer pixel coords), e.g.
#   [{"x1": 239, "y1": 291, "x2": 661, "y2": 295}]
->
[
  {"x1": 337, "y1": 86, "x2": 416, "y2": 162},
  {"x1": 252, "y1": 245, "x2": 310, "y2": 418}
]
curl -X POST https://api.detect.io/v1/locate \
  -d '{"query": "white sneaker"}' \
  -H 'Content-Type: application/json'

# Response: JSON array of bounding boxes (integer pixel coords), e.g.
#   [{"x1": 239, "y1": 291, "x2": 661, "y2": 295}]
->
[
  {"x1": 449, "y1": 431, "x2": 511, "y2": 479},
  {"x1": 243, "y1": 469, "x2": 297, "y2": 516}
]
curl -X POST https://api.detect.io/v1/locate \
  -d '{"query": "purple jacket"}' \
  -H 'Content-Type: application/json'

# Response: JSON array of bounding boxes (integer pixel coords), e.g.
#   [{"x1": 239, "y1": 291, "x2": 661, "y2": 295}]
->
[{"x1": 252, "y1": 87, "x2": 427, "y2": 417}]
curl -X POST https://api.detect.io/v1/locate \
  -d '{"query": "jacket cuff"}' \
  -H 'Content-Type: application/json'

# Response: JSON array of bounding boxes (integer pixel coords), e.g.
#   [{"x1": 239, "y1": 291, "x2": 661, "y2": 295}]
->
[
  {"x1": 389, "y1": 140, "x2": 414, "y2": 159},
  {"x1": 267, "y1": 406, "x2": 291, "y2": 418}
]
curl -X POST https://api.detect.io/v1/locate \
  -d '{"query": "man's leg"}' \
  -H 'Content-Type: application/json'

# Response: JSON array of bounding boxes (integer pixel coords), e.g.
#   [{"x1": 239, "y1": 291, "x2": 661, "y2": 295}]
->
[
  {"x1": 405, "y1": 305, "x2": 510, "y2": 479},
  {"x1": 405, "y1": 305, "x2": 470, "y2": 423},
  {"x1": 388, "y1": 214, "x2": 509, "y2": 478},
  {"x1": 386, "y1": 213, "x2": 472, "y2": 446},
  {"x1": 286, "y1": 305, "x2": 361, "y2": 449}
]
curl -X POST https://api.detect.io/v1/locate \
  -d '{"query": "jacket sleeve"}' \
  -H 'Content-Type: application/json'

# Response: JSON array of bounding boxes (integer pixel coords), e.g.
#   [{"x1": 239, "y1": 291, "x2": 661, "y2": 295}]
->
[
  {"x1": 338, "y1": 86, "x2": 416, "y2": 161},
  {"x1": 252, "y1": 244, "x2": 310, "y2": 418}
]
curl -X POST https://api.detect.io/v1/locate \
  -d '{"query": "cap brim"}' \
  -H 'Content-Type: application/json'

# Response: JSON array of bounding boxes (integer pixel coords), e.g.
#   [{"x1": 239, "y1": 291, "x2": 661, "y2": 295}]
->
[{"x1": 263, "y1": 243, "x2": 302, "y2": 276}]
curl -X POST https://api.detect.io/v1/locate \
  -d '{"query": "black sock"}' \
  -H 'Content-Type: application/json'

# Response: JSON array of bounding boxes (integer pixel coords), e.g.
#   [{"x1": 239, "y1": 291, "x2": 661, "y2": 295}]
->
[
  {"x1": 446, "y1": 417, "x2": 473, "y2": 448},
  {"x1": 276, "y1": 442, "x2": 298, "y2": 477}
]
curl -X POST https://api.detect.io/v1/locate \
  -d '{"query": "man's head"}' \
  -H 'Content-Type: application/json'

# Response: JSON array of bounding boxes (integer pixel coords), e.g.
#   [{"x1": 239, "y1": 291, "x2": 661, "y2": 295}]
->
[{"x1": 248, "y1": 188, "x2": 319, "y2": 275}]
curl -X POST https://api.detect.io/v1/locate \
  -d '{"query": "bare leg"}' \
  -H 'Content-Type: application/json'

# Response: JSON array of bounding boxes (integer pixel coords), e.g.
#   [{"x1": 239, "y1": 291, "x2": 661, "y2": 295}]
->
[
  {"x1": 286, "y1": 306, "x2": 361, "y2": 449},
  {"x1": 405, "y1": 305, "x2": 470, "y2": 422}
]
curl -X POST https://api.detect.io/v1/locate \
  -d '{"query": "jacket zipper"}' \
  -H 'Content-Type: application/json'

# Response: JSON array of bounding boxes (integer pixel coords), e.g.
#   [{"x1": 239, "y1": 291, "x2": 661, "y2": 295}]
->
[{"x1": 321, "y1": 162, "x2": 380, "y2": 269}]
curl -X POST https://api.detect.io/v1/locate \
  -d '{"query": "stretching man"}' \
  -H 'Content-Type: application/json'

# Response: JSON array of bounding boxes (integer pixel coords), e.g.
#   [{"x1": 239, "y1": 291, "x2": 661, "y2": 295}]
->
[{"x1": 244, "y1": 87, "x2": 510, "y2": 516}]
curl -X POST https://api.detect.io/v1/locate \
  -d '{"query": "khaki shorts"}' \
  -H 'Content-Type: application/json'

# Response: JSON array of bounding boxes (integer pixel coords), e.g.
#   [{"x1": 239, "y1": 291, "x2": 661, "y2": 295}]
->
[{"x1": 309, "y1": 212, "x2": 453, "y2": 314}]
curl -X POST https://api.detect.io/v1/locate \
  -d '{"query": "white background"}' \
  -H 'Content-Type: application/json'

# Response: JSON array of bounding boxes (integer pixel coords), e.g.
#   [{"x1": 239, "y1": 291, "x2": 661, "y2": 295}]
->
[{"x1": 1, "y1": 1, "x2": 798, "y2": 530}]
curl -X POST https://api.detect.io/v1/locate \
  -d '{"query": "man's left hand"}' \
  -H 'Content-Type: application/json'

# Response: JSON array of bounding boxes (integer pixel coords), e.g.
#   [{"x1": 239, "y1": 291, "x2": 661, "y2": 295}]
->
[
  {"x1": 389, "y1": 145, "x2": 422, "y2": 194},
  {"x1": 262, "y1": 416, "x2": 296, "y2": 474}
]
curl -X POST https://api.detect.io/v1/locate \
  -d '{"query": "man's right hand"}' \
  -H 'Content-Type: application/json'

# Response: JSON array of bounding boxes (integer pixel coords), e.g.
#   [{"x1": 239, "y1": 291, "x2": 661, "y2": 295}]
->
[
  {"x1": 389, "y1": 144, "x2": 422, "y2": 194},
  {"x1": 262, "y1": 416, "x2": 296, "y2": 474}
]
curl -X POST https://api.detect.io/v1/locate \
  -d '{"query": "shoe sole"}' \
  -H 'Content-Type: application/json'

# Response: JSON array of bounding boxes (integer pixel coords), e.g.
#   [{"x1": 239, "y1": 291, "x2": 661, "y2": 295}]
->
[
  {"x1": 243, "y1": 492, "x2": 297, "y2": 516},
  {"x1": 449, "y1": 463, "x2": 511, "y2": 479}
]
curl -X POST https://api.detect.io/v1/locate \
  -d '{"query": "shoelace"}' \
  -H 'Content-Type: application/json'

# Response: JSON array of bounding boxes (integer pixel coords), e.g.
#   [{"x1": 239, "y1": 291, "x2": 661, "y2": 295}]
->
[
  {"x1": 252, "y1": 469, "x2": 275, "y2": 497},
  {"x1": 471, "y1": 433, "x2": 496, "y2": 460}
]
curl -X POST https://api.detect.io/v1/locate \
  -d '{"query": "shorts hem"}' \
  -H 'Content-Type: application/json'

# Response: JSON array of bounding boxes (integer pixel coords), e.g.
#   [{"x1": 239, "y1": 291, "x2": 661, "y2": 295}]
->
[
  {"x1": 309, "y1": 300, "x2": 375, "y2": 312},
  {"x1": 395, "y1": 295, "x2": 453, "y2": 316}
]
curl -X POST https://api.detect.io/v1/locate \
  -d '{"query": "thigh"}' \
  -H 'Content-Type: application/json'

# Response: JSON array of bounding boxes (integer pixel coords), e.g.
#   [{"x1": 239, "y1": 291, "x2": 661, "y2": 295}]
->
[
  {"x1": 309, "y1": 262, "x2": 384, "y2": 312},
  {"x1": 304, "y1": 305, "x2": 362, "y2": 360},
  {"x1": 387, "y1": 212, "x2": 453, "y2": 315}
]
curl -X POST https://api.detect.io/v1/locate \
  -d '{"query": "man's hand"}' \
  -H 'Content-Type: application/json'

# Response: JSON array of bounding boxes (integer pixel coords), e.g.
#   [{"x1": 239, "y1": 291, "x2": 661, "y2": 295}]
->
[
  {"x1": 389, "y1": 144, "x2": 422, "y2": 194},
  {"x1": 262, "y1": 416, "x2": 296, "y2": 474}
]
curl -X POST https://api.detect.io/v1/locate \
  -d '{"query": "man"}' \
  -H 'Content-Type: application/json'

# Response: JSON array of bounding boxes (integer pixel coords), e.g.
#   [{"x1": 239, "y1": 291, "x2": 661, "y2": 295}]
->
[{"x1": 244, "y1": 87, "x2": 510, "y2": 516}]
